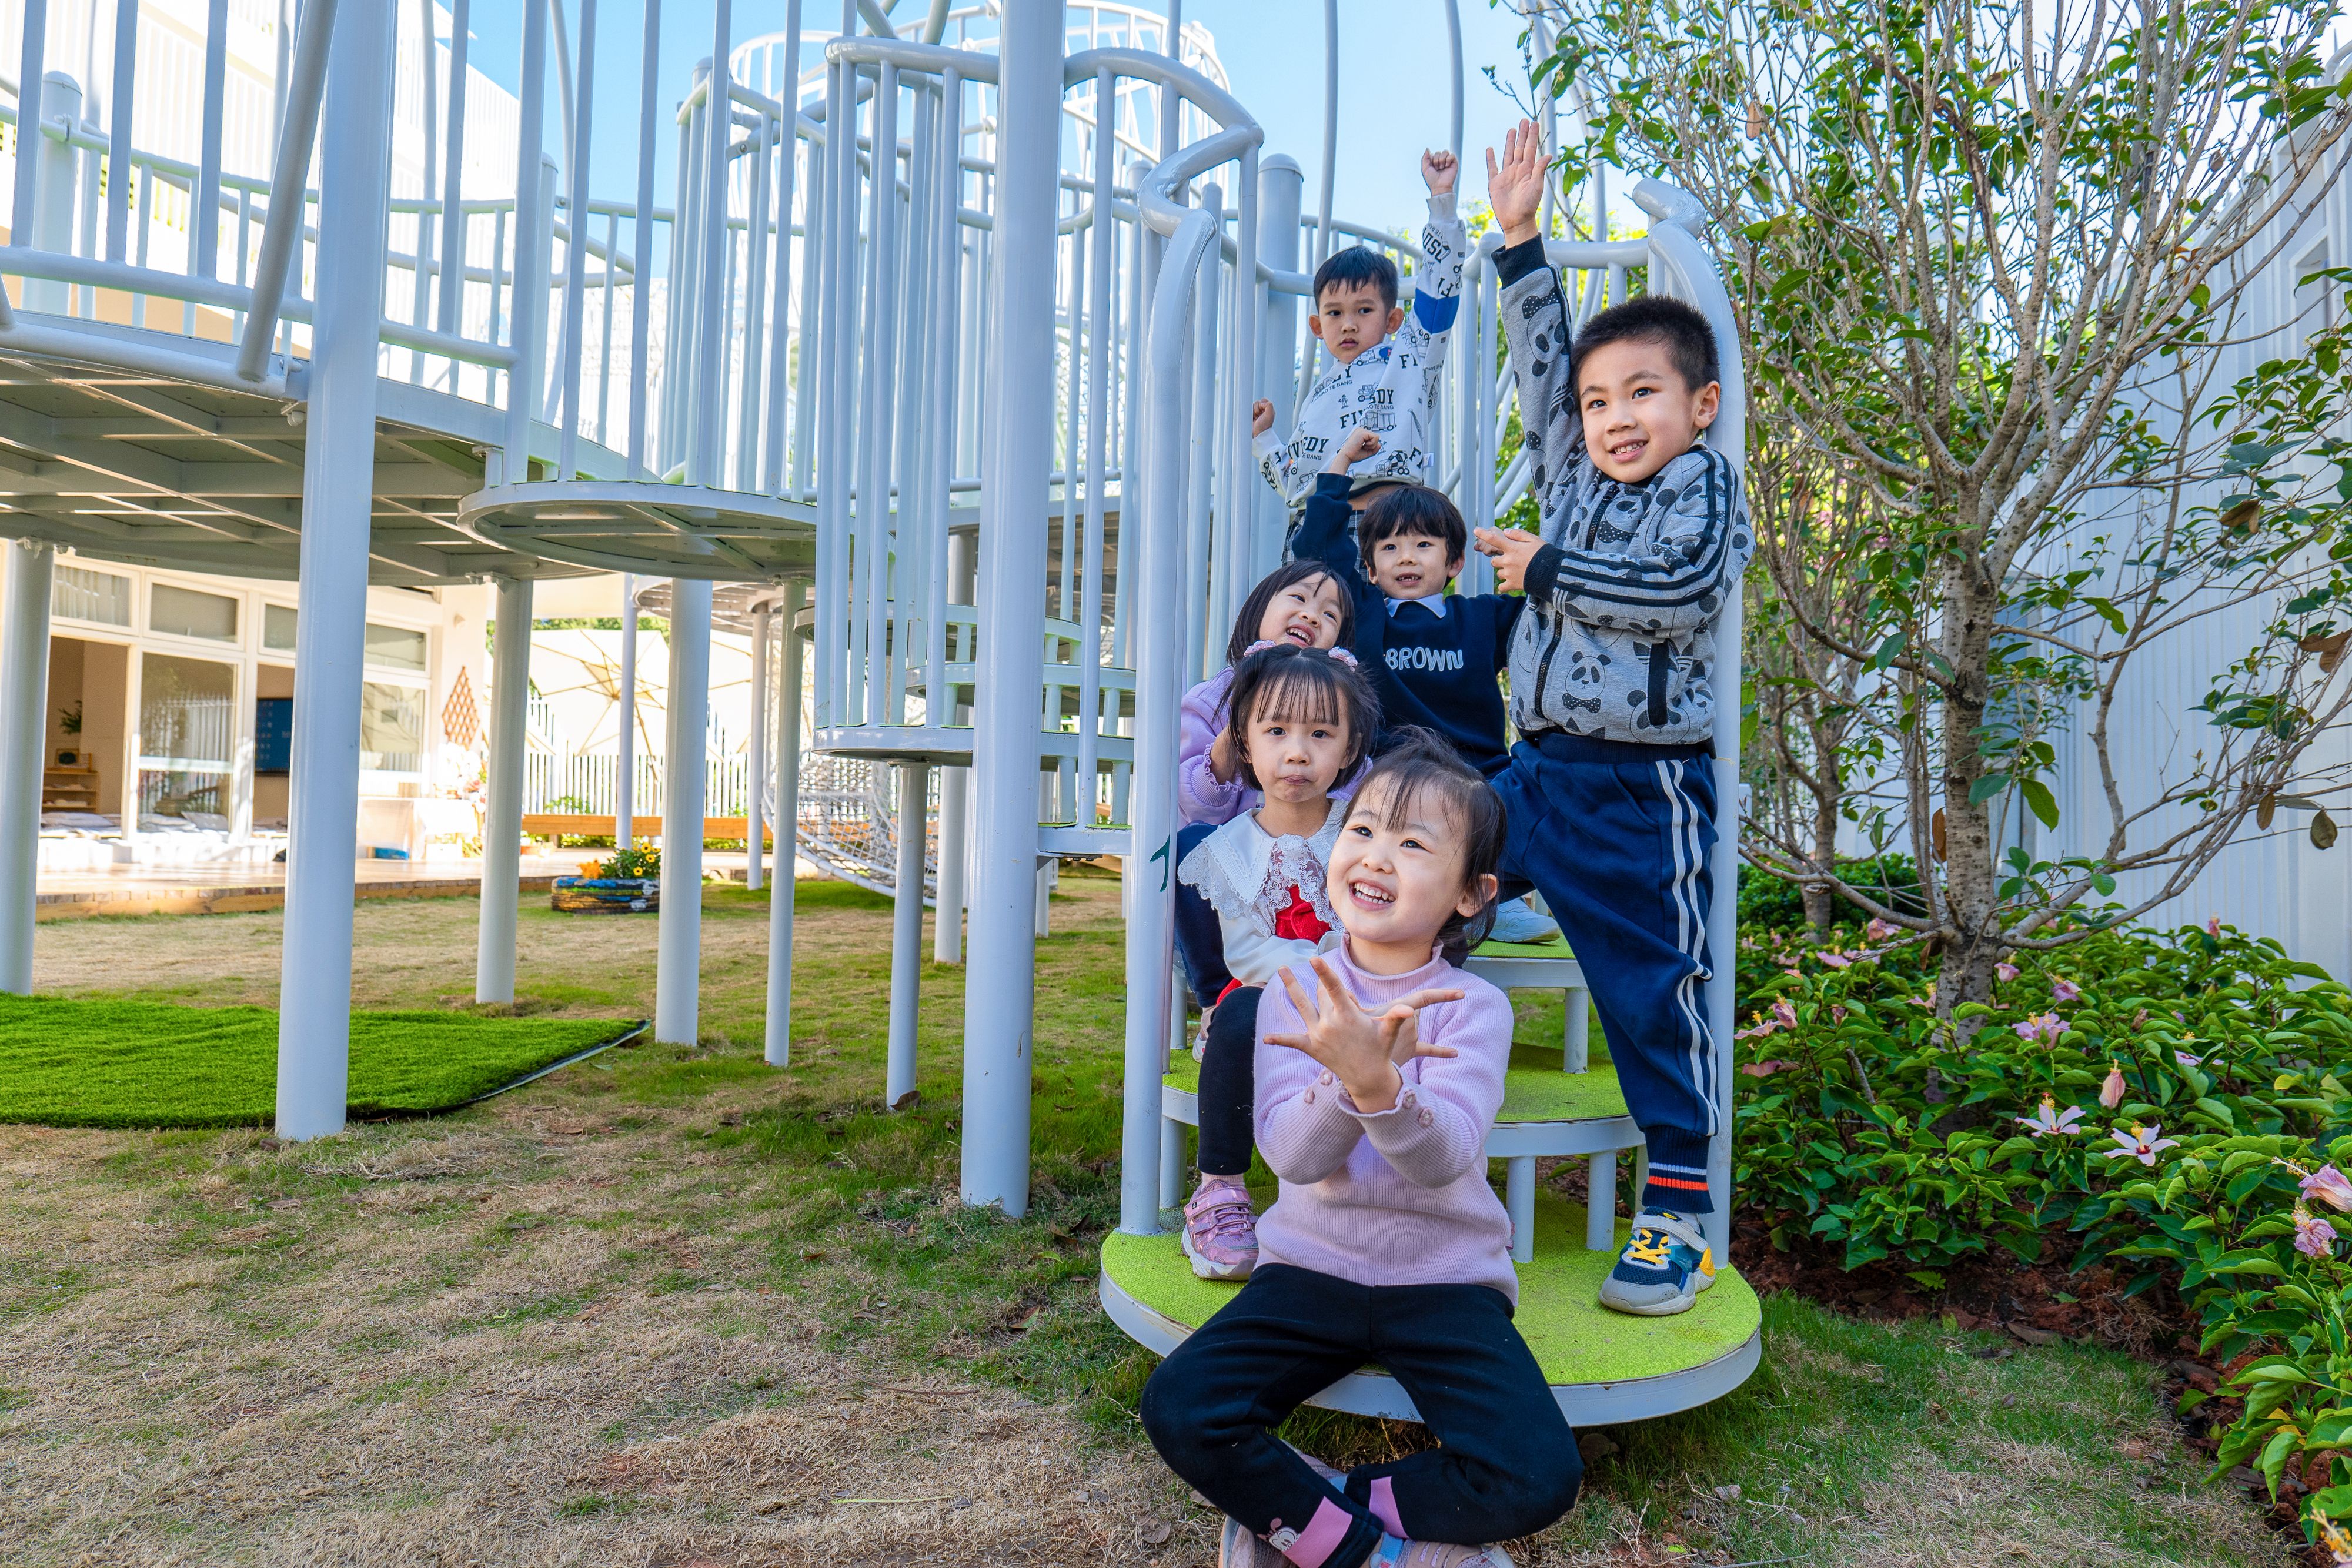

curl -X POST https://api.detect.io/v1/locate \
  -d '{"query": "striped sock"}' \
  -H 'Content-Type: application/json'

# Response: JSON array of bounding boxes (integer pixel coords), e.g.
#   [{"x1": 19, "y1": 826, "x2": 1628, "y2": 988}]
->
[{"x1": 1641, "y1": 1127, "x2": 1714, "y2": 1215}]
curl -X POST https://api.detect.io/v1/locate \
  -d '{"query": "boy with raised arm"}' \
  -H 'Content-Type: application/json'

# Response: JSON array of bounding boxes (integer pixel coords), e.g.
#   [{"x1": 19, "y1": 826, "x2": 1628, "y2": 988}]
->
[
  {"x1": 1472, "y1": 119, "x2": 1755, "y2": 1318},
  {"x1": 1251, "y1": 151, "x2": 1468, "y2": 523}
]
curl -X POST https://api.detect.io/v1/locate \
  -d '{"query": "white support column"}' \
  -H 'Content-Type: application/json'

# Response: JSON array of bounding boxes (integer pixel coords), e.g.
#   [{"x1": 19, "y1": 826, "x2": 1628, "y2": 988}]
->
[
  {"x1": 764, "y1": 579, "x2": 804, "y2": 1066},
  {"x1": 24, "y1": 73, "x2": 81, "y2": 316},
  {"x1": 1254, "y1": 156, "x2": 1302, "y2": 581},
  {"x1": 886, "y1": 760, "x2": 927, "y2": 1108},
  {"x1": 933, "y1": 762, "x2": 965, "y2": 963},
  {"x1": 960, "y1": 0, "x2": 1063, "y2": 1217},
  {"x1": 615, "y1": 571, "x2": 636, "y2": 848},
  {"x1": 747, "y1": 606, "x2": 769, "y2": 891},
  {"x1": 275, "y1": 0, "x2": 393, "y2": 1142},
  {"x1": 475, "y1": 574, "x2": 532, "y2": 1004},
  {"x1": 0, "y1": 540, "x2": 56, "y2": 995},
  {"x1": 656, "y1": 577, "x2": 713, "y2": 1045}
]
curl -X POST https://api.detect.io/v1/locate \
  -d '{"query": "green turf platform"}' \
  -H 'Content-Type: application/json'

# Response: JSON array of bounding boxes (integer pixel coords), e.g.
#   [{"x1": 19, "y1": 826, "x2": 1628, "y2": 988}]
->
[
  {"x1": 0, "y1": 997, "x2": 645, "y2": 1129},
  {"x1": 1163, "y1": 1041, "x2": 1627, "y2": 1124},
  {"x1": 1102, "y1": 1188, "x2": 1760, "y2": 1401},
  {"x1": 1473, "y1": 935, "x2": 1576, "y2": 960}
]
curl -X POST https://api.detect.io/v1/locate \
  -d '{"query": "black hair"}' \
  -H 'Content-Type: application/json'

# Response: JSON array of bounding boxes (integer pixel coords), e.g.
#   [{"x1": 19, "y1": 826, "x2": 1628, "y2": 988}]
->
[
  {"x1": 1226, "y1": 560, "x2": 1357, "y2": 668},
  {"x1": 1567, "y1": 293, "x2": 1720, "y2": 396},
  {"x1": 1349, "y1": 728, "x2": 1508, "y2": 965},
  {"x1": 1356, "y1": 484, "x2": 1468, "y2": 581},
  {"x1": 1222, "y1": 644, "x2": 1380, "y2": 792},
  {"x1": 1311, "y1": 245, "x2": 1400, "y2": 313}
]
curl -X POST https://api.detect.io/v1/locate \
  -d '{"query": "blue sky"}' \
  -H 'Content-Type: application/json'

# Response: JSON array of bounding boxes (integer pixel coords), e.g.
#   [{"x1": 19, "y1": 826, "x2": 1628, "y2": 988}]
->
[{"x1": 455, "y1": 2, "x2": 1552, "y2": 229}]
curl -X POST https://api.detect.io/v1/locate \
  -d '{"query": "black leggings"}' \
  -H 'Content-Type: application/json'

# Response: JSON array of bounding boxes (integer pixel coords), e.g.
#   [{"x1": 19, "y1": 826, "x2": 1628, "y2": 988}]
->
[
  {"x1": 1197, "y1": 985, "x2": 1261, "y2": 1178},
  {"x1": 1140, "y1": 1264, "x2": 1581, "y2": 1565}
]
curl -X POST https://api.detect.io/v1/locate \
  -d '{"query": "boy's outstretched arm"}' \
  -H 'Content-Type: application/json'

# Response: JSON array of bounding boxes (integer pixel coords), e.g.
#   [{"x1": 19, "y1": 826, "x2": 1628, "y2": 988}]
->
[
  {"x1": 1396, "y1": 151, "x2": 1468, "y2": 364},
  {"x1": 1485, "y1": 119, "x2": 1581, "y2": 523},
  {"x1": 1288, "y1": 429, "x2": 1381, "y2": 583},
  {"x1": 1251, "y1": 397, "x2": 1295, "y2": 499}
]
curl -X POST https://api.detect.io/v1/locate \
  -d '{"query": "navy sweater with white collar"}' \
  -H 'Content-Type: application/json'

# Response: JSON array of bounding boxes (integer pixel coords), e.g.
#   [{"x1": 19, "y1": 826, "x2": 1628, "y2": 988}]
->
[{"x1": 1291, "y1": 471, "x2": 1523, "y2": 777}]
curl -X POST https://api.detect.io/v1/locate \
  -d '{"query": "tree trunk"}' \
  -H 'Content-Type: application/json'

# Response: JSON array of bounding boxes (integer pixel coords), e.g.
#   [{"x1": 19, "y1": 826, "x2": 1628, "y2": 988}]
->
[{"x1": 1936, "y1": 554, "x2": 2004, "y2": 1019}]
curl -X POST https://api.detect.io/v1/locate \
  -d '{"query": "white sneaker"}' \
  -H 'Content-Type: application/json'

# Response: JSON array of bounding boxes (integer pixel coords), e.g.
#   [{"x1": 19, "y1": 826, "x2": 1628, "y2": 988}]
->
[{"x1": 1486, "y1": 895, "x2": 1561, "y2": 944}]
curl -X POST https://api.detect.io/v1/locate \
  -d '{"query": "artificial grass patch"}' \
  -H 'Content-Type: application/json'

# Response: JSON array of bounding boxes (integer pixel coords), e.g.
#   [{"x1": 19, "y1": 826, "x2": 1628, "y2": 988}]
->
[{"x1": 0, "y1": 996, "x2": 642, "y2": 1129}]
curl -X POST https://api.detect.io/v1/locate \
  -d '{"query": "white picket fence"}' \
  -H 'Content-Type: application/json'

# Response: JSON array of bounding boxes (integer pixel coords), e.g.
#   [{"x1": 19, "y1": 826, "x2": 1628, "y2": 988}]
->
[{"x1": 522, "y1": 752, "x2": 754, "y2": 818}]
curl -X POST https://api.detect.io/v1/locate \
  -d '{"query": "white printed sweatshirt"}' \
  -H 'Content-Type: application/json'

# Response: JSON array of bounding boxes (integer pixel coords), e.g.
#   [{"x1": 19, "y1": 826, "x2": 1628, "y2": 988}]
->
[{"x1": 1254, "y1": 195, "x2": 1469, "y2": 511}]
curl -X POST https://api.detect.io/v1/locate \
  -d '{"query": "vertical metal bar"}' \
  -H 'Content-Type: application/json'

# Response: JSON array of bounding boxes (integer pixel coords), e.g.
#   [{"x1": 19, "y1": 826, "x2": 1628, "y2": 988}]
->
[
  {"x1": 623, "y1": 0, "x2": 659, "y2": 474},
  {"x1": 760, "y1": 1, "x2": 802, "y2": 494},
  {"x1": 812, "y1": 45, "x2": 851, "y2": 728},
  {"x1": 554, "y1": 0, "x2": 599, "y2": 479},
  {"x1": 765, "y1": 578, "x2": 806, "y2": 1065},
  {"x1": 655, "y1": 579, "x2": 714, "y2": 1045},
  {"x1": 789, "y1": 103, "x2": 823, "y2": 500},
  {"x1": 276, "y1": 0, "x2": 395, "y2": 1141},
  {"x1": 1225, "y1": 146, "x2": 1260, "y2": 602},
  {"x1": 0, "y1": 541, "x2": 55, "y2": 994},
  {"x1": 886, "y1": 760, "x2": 927, "y2": 1106},
  {"x1": 11, "y1": 0, "x2": 47, "y2": 254},
  {"x1": 597, "y1": 209, "x2": 618, "y2": 442},
  {"x1": 747, "y1": 606, "x2": 769, "y2": 890},
  {"x1": 102, "y1": 0, "x2": 135, "y2": 262},
  {"x1": 616, "y1": 571, "x2": 637, "y2": 848},
  {"x1": 498, "y1": 0, "x2": 551, "y2": 473},
  {"x1": 737, "y1": 109, "x2": 773, "y2": 491},
  {"x1": 963, "y1": 1, "x2": 1062, "y2": 1217},
  {"x1": 1300, "y1": 0, "x2": 1337, "y2": 397},
  {"x1": 1184, "y1": 185, "x2": 1221, "y2": 685},
  {"x1": 690, "y1": 0, "x2": 734, "y2": 486},
  {"x1": 1073, "y1": 67, "x2": 1112, "y2": 808},
  {"x1": 234, "y1": 0, "x2": 342, "y2": 382},
  {"x1": 924, "y1": 71, "x2": 959, "y2": 717},
  {"x1": 476, "y1": 576, "x2": 534, "y2": 1004},
  {"x1": 858, "y1": 63, "x2": 899, "y2": 727},
  {"x1": 406, "y1": 0, "x2": 436, "y2": 383},
  {"x1": 436, "y1": 0, "x2": 471, "y2": 336},
  {"x1": 195, "y1": 0, "x2": 228, "y2": 279}
]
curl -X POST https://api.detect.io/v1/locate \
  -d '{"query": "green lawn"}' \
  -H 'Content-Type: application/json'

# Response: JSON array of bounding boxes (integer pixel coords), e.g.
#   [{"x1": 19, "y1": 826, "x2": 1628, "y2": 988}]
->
[
  {"x1": 0, "y1": 874, "x2": 2290, "y2": 1566},
  {"x1": 0, "y1": 995, "x2": 641, "y2": 1128}
]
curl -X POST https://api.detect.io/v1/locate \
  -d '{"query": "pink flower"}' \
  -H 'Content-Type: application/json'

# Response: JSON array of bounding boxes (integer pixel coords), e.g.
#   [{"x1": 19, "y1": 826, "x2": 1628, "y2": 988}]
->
[
  {"x1": 2175, "y1": 1051, "x2": 2206, "y2": 1070},
  {"x1": 1739, "y1": 1059, "x2": 1795, "y2": 1078},
  {"x1": 1996, "y1": 962, "x2": 2020, "y2": 982},
  {"x1": 1831, "y1": 1004, "x2": 1849, "y2": 1023},
  {"x1": 1816, "y1": 951, "x2": 1853, "y2": 969},
  {"x1": 1865, "y1": 918, "x2": 1897, "y2": 942},
  {"x1": 2018, "y1": 1095, "x2": 2086, "y2": 1137},
  {"x1": 2099, "y1": 1064, "x2": 2126, "y2": 1109},
  {"x1": 2013, "y1": 1013, "x2": 2066, "y2": 1045},
  {"x1": 2100, "y1": 1124, "x2": 2179, "y2": 1167},
  {"x1": 2303, "y1": 1165, "x2": 2352, "y2": 1214},
  {"x1": 2297, "y1": 1206, "x2": 2339, "y2": 1259},
  {"x1": 2207, "y1": 914, "x2": 2222, "y2": 937},
  {"x1": 1772, "y1": 999, "x2": 1798, "y2": 1029},
  {"x1": 2051, "y1": 979, "x2": 2081, "y2": 1004}
]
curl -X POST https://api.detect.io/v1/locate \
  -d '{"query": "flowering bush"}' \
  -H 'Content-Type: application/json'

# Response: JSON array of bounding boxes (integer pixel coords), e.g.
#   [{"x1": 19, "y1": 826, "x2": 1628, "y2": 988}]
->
[{"x1": 1733, "y1": 917, "x2": 2352, "y2": 1549}]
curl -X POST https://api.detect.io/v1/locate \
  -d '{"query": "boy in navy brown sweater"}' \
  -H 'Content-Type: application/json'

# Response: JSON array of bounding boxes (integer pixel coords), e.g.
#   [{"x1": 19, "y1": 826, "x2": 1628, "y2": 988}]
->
[{"x1": 1289, "y1": 429, "x2": 1558, "y2": 944}]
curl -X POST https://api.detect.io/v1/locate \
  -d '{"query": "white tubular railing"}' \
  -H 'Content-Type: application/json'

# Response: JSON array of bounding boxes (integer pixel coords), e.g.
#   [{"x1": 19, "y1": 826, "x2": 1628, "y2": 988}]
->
[{"x1": 1119, "y1": 121, "x2": 1261, "y2": 1238}]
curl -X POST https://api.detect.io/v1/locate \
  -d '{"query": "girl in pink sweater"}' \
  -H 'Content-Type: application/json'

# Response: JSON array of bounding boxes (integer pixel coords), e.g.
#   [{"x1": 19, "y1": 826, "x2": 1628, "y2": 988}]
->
[{"x1": 1142, "y1": 732, "x2": 1581, "y2": 1568}]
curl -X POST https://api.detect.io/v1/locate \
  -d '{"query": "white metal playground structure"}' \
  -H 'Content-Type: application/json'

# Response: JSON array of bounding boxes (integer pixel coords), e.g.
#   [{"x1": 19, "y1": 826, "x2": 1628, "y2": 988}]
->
[{"x1": 0, "y1": 0, "x2": 1758, "y2": 1423}]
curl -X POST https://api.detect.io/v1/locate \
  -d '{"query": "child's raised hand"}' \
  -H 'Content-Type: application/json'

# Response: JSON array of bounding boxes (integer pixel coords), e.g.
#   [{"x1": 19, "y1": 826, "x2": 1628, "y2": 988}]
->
[
  {"x1": 1421, "y1": 149, "x2": 1458, "y2": 198},
  {"x1": 1474, "y1": 525, "x2": 1545, "y2": 594},
  {"x1": 1264, "y1": 958, "x2": 1464, "y2": 1114},
  {"x1": 1327, "y1": 429, "x2": 1381, "y2": 472},
  {"x1": 1251, "y1": 398, "x2": 1275, "y2": 437},
  {"x1": 1208, "y1": 727, "x2": 1240, "y2": 784},
  {"x1": 1485, "y1": 118, "x2": 1547, "y2": 248}
]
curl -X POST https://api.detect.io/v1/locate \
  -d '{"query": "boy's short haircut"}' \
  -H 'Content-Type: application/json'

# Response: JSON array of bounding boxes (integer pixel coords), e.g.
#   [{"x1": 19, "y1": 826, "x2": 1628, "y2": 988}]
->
[
  {"x1": 1567, "y1": 294, "x2": 1720, "y2": 395},
  {"x1": 1356, "y1": 484, "x2": 1468, "y2": 580},
  {"x1": 1352, "y1": 727, "x2": 1506, "y2": 963},
  {"x1": 1228, "y1": 560, "x2": 1357, "y2": 667},
  {"x1": 1312, "y1": 245, "x2": 1399, "y2": 312},
  {"x1": 1222, "y1": 644, "x2": 1381, "y2": 791}
]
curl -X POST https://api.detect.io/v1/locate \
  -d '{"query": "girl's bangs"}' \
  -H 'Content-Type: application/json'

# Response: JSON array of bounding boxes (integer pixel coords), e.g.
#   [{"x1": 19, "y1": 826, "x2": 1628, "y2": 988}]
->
[{"x1": 1244, "y1": 663, "x2": 1347, "y2": 731}]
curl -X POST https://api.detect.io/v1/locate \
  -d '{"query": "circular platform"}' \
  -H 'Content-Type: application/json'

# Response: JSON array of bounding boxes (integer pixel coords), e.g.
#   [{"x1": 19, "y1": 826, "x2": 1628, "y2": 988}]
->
[
  {"x1": 457, "y1": 479, "x2": 817, "y2": 579},
  {"x1": 1100, "y1": 1189, "x2": 1762, "y2": 1425}
]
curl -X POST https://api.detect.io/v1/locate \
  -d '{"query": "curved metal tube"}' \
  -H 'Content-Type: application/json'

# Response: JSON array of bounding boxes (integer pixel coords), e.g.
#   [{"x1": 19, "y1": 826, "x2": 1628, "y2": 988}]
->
[{"x1": 234, "y1": 0, "x2": 340, "y2": 381}]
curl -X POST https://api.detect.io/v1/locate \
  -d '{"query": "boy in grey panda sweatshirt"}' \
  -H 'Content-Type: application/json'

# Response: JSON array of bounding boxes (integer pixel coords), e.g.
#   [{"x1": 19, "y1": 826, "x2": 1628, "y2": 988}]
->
[{"x1": 1472, "y1": 119, "x2": 1754, "y2": 1319}]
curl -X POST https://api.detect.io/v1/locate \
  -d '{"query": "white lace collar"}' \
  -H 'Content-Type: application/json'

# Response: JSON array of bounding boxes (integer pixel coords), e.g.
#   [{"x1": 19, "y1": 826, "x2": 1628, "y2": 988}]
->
[{"x1": 1176, "y1": 796, "x2": 1348, "y2": 935}]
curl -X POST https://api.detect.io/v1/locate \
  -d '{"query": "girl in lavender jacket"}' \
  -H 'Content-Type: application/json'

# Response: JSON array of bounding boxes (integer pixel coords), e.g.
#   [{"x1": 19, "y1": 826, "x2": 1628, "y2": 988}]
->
[
  {"x1": 1174, "y1": 562, "x2": 1359, "y2": 1008},
  {"x1": 1141, "y1": 733, "x2": 1581, "y2": 1568}
]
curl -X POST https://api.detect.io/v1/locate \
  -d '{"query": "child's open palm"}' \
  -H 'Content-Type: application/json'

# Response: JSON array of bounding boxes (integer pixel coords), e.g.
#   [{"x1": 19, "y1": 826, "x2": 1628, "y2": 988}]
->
[
  {"x1": 1485, "y1": 118, "x2": 1547, "y2": 247},
  {"x1": 1264, "y1": 957, "x2": 1462, "y2": 1114}
]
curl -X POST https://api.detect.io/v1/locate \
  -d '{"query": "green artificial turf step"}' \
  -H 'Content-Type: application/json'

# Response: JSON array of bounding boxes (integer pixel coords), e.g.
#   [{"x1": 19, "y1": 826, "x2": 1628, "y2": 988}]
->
[
  {"x1": 1472, "y1": 935, "x2": 1577, "y2": 960},
  {"x1": 0, "y1": 996, "x2": 645, "y2": 1129},
  {"x1": 1163, "y1": 1040, "x2": 1629, "y2": 1124},
  {"x1": 1102, "y1": 1187, "x2": 1759, "y2": 1386}
]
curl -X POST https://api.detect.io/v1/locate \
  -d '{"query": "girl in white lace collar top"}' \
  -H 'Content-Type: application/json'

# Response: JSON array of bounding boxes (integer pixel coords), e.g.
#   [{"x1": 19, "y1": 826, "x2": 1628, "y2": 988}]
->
[{"x1": 1174, "y1": 644, "x2": 1381, "y2": 1281}]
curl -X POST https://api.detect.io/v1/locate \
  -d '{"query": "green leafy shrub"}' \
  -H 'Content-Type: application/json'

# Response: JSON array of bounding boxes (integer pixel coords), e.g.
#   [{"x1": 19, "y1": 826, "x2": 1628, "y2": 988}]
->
[
  {"x1": 596, "y1": 845, "x2": 660, "y2": 880},
  {"x1": 1736, "y1": 917, "x2": 2352, "y2": 1545}
]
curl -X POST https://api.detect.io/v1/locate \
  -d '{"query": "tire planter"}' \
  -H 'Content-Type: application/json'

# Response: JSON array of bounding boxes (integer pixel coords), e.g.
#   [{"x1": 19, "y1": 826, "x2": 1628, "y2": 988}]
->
[{"x1": 550, "y1": 877, "x2": 660, "y2": 914}]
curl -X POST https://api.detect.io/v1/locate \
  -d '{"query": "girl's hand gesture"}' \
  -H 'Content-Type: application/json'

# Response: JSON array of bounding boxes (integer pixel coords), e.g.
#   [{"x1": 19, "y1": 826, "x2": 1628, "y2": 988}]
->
[
  {"x1": 1485, "y1": 118, "x2": 1546, "y2": 248},
  {"x1": 1264, "y1": 957, "x2": 1463, "y2": 1115},
  {"x1": 1421, "y1": 149, "x2": 1458, "y2": 198},
  {"x1": 1328, "y1": 428, "x2": 1381, "y2": 472},
  {"x1": 1252, "y1": 398, "x2": 1276, "y2": 437}
]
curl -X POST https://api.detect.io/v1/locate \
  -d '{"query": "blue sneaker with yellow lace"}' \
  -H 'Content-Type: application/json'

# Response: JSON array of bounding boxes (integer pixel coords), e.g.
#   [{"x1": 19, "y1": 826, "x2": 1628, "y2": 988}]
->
[{"x1": 1598, "y1": 1210, "x2": 1716, "y2": 1316}]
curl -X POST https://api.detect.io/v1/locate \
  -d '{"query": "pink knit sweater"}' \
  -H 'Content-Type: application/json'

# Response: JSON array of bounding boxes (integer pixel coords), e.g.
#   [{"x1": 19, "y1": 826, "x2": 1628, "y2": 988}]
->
[{"x1": 1251, "y1": 940, "x2": 1518, "y2": 1303}]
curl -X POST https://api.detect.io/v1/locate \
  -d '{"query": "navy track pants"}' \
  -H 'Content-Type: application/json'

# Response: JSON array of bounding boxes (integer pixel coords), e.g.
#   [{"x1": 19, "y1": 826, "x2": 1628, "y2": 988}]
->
[{"x1": 1494, "y1": 735, "x2": 1719, "y2": 1198}]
